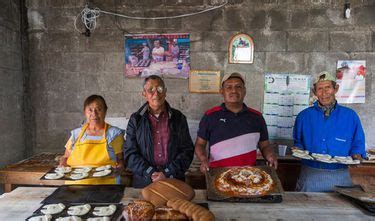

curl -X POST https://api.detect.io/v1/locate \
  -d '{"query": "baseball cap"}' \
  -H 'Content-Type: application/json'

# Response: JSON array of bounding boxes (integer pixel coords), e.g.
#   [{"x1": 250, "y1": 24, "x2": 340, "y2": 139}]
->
[
  {"x1": 221, "y1": 72, "x2": 245, "y2": 86},
  {"x1": 314, "y1": 71, "x2": 336, "y2": 85}
]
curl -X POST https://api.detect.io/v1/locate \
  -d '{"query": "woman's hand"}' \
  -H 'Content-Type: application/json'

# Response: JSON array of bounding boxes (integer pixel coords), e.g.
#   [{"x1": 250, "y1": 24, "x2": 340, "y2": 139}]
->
[{"x1": 59, "y1": 156, "x2": 68, "y2": 167}]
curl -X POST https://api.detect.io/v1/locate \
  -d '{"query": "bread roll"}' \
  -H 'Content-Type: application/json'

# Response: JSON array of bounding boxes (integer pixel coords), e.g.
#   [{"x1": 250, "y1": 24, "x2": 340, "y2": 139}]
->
[
  {"x1": 142, "y1": 178, "x2": 195, "y2": 207},
  {"x1": 167, "y1": 198, "x2": 215, "y2": 221},
  {"x1": 152, "y1": 206, "x2": 188, "y2": 220}
]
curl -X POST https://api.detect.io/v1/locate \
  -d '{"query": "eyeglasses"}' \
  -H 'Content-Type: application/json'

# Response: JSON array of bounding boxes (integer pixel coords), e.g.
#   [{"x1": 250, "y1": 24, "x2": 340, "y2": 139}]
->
[{"x1": 145, "y1": 86, "x2": 165, "y2": 94}]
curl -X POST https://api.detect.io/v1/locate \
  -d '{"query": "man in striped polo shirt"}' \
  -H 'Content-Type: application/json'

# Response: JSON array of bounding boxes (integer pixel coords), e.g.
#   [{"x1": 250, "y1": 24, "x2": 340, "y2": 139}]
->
[{"x1": 195, "y1": 72, "x2": 278, "y2": 173}]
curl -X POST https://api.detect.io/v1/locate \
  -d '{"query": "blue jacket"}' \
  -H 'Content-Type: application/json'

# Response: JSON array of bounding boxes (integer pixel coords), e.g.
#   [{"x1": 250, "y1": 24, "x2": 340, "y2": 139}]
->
[
  {"x1": 293, "y1": 101, "x2": 365, "y2": 169},
  {"x1": 124, "y1": 102, "x2": 194, "y2": 188}
]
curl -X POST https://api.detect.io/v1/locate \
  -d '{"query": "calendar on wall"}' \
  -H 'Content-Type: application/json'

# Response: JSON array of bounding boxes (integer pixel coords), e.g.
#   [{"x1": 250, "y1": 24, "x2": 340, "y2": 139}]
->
[{"x1": 263, "y1": 73, "x2": 311, "y2": 139}]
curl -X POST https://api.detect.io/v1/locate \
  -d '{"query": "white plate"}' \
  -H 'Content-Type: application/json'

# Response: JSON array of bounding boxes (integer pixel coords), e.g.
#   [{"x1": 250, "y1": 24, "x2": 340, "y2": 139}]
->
[
  {"x1": 44, "y1": 173, "x2": 64, "y2": 180},
  {"x1": 95, "y1": 165, "x2": 112, "y2": 171},
  {"x1": 69, "y1": 172, "x2": 89, "y2": 180},
  {"x1": 73, "y1": 167, "x2": 91, "y2": 173},
  {"x1": 55, "y1": 166, "x2": 72, "y2": 174},
  {"x1": 92, "y1": 169, "x2": 111, "y2": 177}
]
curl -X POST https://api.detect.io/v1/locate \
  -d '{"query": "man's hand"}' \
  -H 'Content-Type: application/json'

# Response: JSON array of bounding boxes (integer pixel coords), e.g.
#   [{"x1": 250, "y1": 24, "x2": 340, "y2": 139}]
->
[
  {"x1": 265, "y1": 153, "x2": 278, "y2": 169},
  {"x1": 200, "y1": 159, "x2": 209, "y2": 173},
  {"x1": 151, "y1": 172, "x2": 166, "y2": 182},
  {"x1": 259, "y1": 140, "x2": 278, "y2": 169},
  {"x1": 195, "y1": 137, "x2": 210, "y2": 173},
  {"x1": 351, "y1": 154, "x2": 362, "y2": 160}
]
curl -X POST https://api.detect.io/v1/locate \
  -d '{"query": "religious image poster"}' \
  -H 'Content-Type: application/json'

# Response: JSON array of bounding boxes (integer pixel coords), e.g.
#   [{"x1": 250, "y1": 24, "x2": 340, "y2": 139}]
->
[
  {"x1": 124, "y1": 33, "x2": 190, "y2": 79},
  {"x1": 336, "y1": 60, "x2": 366, "y2": 103}
]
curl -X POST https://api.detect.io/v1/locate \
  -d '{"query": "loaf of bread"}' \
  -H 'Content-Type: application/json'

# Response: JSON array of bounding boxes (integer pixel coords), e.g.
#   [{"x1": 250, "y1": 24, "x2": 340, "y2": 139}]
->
[
  {"x1": 142, "y1": 178, "x2": 195, "y2": 207},
  {"x1": 167, "y1": 198, "x2": 215, "y2": 221},
  {"x1": 152, "y1": 206, "x2": 188, "y2": 220},
  {"x1": 124, "y1": 199, "x2": 155, "y2": 220}
]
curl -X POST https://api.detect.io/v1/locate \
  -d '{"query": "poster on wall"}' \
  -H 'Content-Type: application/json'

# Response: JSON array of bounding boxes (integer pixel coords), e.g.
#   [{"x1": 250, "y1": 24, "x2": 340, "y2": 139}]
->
[
  {"x1": 263, "y1": 73, "x2": 311, "y2": 139},
  {"x1": 124, "y1": 33, "x2": 190, "y2": 79},
  {"x1": 228, "y1": 33, "x2": 254, "y2": 64},
  {"x1": 336, "y1": 60, "x2": 366, "y2": 103}
]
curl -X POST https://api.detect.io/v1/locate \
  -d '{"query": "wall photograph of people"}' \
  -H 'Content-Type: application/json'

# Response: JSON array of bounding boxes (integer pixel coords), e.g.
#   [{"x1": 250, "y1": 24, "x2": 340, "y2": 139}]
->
[{"x1": 124, "y1": 33, "x2": 190, "y2": 79}]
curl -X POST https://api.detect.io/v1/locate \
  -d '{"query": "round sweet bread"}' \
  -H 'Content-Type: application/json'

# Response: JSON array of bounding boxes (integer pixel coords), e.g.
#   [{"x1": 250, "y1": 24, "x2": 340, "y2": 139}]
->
[
  {"x1": 126, "y1": 199, "x2": 155, "y2": 220},
  {"x1": 215, "y1": 167, "x2": 274, "y2": 197},
  {"x1": 152, "y1": 206, "x2": 187, "y2": 220}
]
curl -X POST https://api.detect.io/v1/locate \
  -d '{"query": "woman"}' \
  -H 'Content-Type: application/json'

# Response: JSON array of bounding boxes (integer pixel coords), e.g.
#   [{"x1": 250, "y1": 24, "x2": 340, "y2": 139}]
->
[{"x1": 60, "y1": 95, "x2": 125, "y2": 184}]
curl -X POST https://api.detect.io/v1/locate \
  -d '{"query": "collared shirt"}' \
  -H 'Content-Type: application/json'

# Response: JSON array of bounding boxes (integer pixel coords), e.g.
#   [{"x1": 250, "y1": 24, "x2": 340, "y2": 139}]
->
[
  {"x1": 293, "y1": 101, "x2": 366, "y2": 170},
  {"x1": 148, "y1": 111, "x2": 170, "y2": 166},
  {"x1": 198, "y1": 103, "x2": 268, "y2": 167},
  {"x1": 318, "y1": 100, "x2": 337, "y2": 117}
]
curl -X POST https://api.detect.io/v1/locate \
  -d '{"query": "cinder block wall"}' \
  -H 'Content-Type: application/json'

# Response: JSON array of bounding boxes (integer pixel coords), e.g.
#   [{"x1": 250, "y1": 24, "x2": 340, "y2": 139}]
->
[
  {"x1": 26, "y1": 0, "x2": 375, "y2": 154},
  {"x1": 0, "y1": 0, "x2": 25, "y2": 167}
]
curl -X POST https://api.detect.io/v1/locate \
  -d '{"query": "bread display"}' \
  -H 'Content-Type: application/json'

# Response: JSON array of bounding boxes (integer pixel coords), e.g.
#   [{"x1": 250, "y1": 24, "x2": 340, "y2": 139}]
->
[
  {"x1": 167, "y1": 198, "x2": 215, "y2": 221},
  {"x1": 215, "y1": 167, "x2": 274, "y2": 197},
  {"x1": 125, "y1": 199, "x2": 155, "y2": 220},
  {"x1": 152, "y1": 206, "x2": 188, "y2": 220},
  {"x1": 142, "y1": 178, "x2": 195, "y2": 207}
]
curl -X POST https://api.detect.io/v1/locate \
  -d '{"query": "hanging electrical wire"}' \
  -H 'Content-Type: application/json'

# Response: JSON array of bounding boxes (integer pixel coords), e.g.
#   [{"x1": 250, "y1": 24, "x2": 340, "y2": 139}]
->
[{"x1": 74, "y1": 1, "x2": 228, "y2": 34}]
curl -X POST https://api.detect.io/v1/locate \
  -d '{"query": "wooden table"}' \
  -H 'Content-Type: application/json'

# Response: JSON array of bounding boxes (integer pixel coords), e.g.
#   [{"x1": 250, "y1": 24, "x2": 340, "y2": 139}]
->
[
  {"x1": 1, "y1": 153, "x2": 374, "y2": 193},
  {"x1": 0, "y1": 187, "x2": 373, "y2": 221}
]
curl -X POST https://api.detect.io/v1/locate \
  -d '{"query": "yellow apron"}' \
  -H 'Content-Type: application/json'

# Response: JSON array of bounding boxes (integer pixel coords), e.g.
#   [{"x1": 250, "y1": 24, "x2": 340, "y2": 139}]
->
[{"x1": 66, "y1": 123, "x2": 117, "y2": 184}]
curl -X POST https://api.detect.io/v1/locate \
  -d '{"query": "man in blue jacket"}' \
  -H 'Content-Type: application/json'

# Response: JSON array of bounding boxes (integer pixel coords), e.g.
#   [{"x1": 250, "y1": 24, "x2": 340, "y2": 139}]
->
[
  {"x1": 293, "y1": 71, "x2": 366, "y2": 192},
  {"x1": 124, "y1": 75, "x2": 194, "y2": 188}
]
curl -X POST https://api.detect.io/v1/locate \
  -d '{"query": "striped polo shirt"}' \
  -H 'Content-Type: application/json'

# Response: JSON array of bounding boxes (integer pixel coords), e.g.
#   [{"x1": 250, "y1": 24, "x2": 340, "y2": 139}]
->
[{"x1": 197, "y1": 103, "x2": 269, "y2": 167}]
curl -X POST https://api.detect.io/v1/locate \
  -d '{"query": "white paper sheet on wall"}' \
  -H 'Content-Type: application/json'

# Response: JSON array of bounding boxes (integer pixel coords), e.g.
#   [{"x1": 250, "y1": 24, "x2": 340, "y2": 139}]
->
[
  {"x1": 105, "y1": 117, "x2": 128, "y2": 130},
  {"x1": 263, "y1": 73, "x2": 311, "y2": 139}
]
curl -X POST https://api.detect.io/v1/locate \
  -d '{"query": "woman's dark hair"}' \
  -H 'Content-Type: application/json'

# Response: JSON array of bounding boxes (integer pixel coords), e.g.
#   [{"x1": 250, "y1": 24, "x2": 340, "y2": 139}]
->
[{"x1": 83, "y1": 95, "x2": 108, "y2": 112}]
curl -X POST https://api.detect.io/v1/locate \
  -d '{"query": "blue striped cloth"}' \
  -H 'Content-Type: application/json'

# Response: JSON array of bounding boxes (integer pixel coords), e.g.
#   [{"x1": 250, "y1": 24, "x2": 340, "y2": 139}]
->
[{"x1": 296, "y1": 165, "x2": 353, "y2": 192}]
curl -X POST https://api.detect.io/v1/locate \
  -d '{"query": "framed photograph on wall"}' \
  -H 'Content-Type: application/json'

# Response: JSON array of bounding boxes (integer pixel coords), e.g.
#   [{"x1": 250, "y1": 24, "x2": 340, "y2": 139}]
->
[
  {"x1": 228, "y1": 33, "x2": 254, "y2": 64},
  {"x1": 189, "y1": 70, "x2": 221, "y2": 93}
]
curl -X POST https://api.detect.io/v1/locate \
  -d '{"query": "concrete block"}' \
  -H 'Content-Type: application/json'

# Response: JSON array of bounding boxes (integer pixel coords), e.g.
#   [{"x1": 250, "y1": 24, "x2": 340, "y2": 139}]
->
[
  {"x1": 203, "y1": 31, "x2": 235, "y2": 52},
  {"x1": 190, "y1": 51, "x2": 226, "y2": 70},
  {"x1": 120, "y1": 0, "x2": 163, "y2": 7},
  {"x1": 45, "y1": 8, "x2": 78, "y2": 32},
  {"x1": 141, "y1": 11, "x2": 167, "y2": 30},
  {"x1": 307, "y1": 52, "x2": 350, "y2": 77},
  {"x1": 47, "y1": 112, "x2": 82, "y2": 132},
  {"x1": 46, "y1": 32, "x2": 81, "y2": 52},
  {"x1": 265, "y1": 52, "x2": 307, "y2": 73},
  {"x1": 290, "y1": 9, "x2": 309, "y2": 29},
  {"x1": 354, "y1": 5, "x2": 375, "y2": 26},
  {"x1": 330, "y1": 31, "x2": 372, "y2": 52},
  {"x1": 123, "y1": 77, "x2": 143, "y2": 93},
  {"x1": 222, "y1": 7, "x2": 245, "y2": 31},
  {"x1": 165, "y1": 0, "x2": 204, "y2": 6},
  {"x1": 79, "y1": 52, "x2": 105, "y2": 73},
  {"x1": 251, "y1": 30, "x2": 287, "y2": 52},
  {"x1": 269, "y1": 9, "x2": 289, "y2": 31},
  {"x1": 288, "y1": 31, "x2": 329, "y2": 52},
  {"x1": 181, "y1": 9, "x2": 223, "y2": 31},
  {"x1": 48, "y1": 52, "x2": 80, "y2": 72},
  {"x1": 98, "y1": 72, "x2": 124, "y2": 92},
  {"x1": 189, "y1": 32, "x2": 203, "y2": 52},
  {"x1": 26, "y1": 0, "x2": 47, "y2": 9},
  {"x1": 164, "y1": 78, "x2": 189, "y2": 93},
  {"x1": 83, "y1": 31, "x2": 120, "y2": 52},
  {"x1": 103, "y1": 52, "x2": 124, "y2": 73},
  {"x1": 224, "y1": 52, "x2": 266, "y2": 77},
  {"x1": 103, "y1": 91, "x2": 128, "y2": 115},
  {"x1": 48, "y1": 0, "x2": 85, "y2": 8},
  {"x1": 244, "y1": 72, "x2": 264, "y2": 112},
  {"x1": 310, "y1": 8, "x2": 336, "y2": 28},
  {"x1": 243, "y1": 9, "x2": 266, "y2": 29}
]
